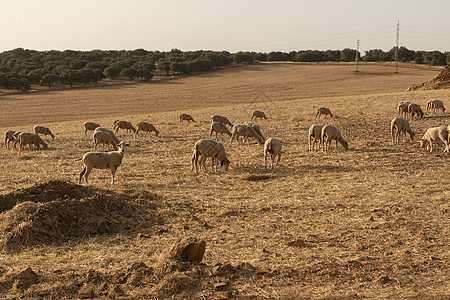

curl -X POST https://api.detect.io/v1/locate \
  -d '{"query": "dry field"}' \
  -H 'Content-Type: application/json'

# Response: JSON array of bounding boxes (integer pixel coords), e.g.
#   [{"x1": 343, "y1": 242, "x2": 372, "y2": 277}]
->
[{"x1": 0, "y1": 63, "x2": 449, "y2": 299}]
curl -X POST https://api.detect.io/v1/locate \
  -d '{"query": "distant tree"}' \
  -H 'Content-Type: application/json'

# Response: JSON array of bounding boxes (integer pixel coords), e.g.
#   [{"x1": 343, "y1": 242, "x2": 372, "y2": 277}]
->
[
  {"x1": 253, "y1": 52, "x2": 268, "y2": 61},
  {"x1": 233, "y1": 52, "x2": 253, "y2": 64},
  {"x1": 136, "y1": 68, "x2": 153, "y2": 81},
  {"x1": 80, "y1": 69, "x2": 97, "y2": 85},
  {"x1": 267, "y1": 51, "x2": 291, "y2": 61},
  {"x1": 363, "y1": 49, "x2": 385, "y2": 62},
  {"x1": 430, "y1": 51, "x2": 447, "y2": 66},
  {"x1": 157, "y1": 59, "x2": 171, "y2": 75},
  {"x1": 120, "y1": 67, "x2": 137, "y2": 81},
  {"x1": 42, "y1": 74, "x2": 59, "y2": 88},
  {"x1": 26, "y1": 70, "x2": 43, "y2": 85},
  {"x1": 340, "y1": 48, "x2": 356, "y2": 62},
  {"x1": 9, "y1": 77, "x2": 29, "y2": 92},
  {"x1": 104, "y1": 67, "x2": 121, "y2": 79}
]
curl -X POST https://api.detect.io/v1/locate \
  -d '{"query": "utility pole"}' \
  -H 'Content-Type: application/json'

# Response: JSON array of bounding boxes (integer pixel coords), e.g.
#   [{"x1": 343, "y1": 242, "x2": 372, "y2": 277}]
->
[
  {"x1": 394, "y1": 20, "x2": 399, "y2": 73},
  {"x1": 355, "y1": 40, "x2": 360, "y2": 72}
]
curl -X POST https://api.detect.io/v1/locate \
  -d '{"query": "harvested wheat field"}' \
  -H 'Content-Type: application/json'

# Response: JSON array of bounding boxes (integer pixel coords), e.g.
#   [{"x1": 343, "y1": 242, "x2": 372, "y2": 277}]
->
[{"x1": 0, "y1": 63, "x2": 449, "y2": 299}]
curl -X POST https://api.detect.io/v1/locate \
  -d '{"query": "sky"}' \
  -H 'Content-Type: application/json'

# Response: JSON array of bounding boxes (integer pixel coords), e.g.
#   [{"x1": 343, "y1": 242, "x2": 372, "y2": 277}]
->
[{"x1": 1, "y1": 0, "x2": 449, "y2": 54}]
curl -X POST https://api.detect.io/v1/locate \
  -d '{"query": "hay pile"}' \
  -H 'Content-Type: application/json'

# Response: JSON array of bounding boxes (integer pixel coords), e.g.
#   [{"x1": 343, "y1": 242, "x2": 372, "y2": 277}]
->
[
  {"x1": 409, "y1": 64, "x2": 450, "y2": 90},
  {"x1": 0, "y1": 180, "x2": 160, "y2": 252}
]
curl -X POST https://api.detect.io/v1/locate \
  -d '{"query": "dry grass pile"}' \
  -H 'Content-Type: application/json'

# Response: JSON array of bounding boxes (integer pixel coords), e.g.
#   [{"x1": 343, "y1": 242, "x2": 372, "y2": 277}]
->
[
  {"x1": 0, "y1": 180, "x2": 160, "y2": 252},
  {"x1": 410, "y1": 64, "x2": 450, "y2": 90}
]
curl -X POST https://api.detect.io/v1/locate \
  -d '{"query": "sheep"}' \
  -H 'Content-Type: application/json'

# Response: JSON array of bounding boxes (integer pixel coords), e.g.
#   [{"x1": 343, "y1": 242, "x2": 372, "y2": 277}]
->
[
  {"x1": 408, "y1": 103, "x2": 424, "y2": 118},
  {"x1": 76, "y1": 141, "x2": 130, "y2": 185},
  {"x1": 191, "y1": 139, "x2": 230, "y2": 174},
  {"x1": 209, "y1": 122, "x2": 232, "y2": 140},
  {"x1": 264, "y1": 138, "x2": 282, "y2": 169},
  {"x1": 321, "y1": 125, "x2": 348, "y2": 152},
  {"x1": 390, "y1": 117, "x2": 415, "y2": 144},
  {"x1": 180, "y1": 114, "x2": 195, "y2": 123},
  {"x1": 94, "y1": 127, "x2": 120, "y2": 144},
  {"x1": 15, "y1": 132, "x2": 48, "y2": 151},
  {"x1": 315, "y1": 107, "x2": 333, "y2": 119},
  {"x1": 83, "y1": 122, "x2": 100, "y2": 136},
  {"x1": 135, "y1": 121, "x2": 159, "y2": 138},
  {"x1": 308, "y1": 124, "x2": 322, "y2": 151},
  {"x1": 211, "y1": 115, "x2": 233, "y2": 127},
  {"x1": 429, "y1": 99, "x2": 446, "y2": 115},
  {"x1": 244, "y1": 122, "x2": 265, "y2": 138},
  {"x1": 11, "y1": 131, "x2": 22, "y2": 150},
  {"x1": 420, "y1": 126, "x2": 449, "y2": 153},
  {"x1": 4, "y1": 130, "x2": 17, "y2": 149},
  {"x1": 230, "y1": 124, "x2": 264, "y2": 146},
  {"x1": 251, "y1": 110, "x2": 267, "y2": 121},
  {"x1": 398, "y1": 101, "x2": 411, "y2": 118},
  {"x1": 34, "y1": 125, "x2": 55, "y2": 140},
  {"x1": 114, "y1": 120, "x2": 136, "y2": 135},
  {"x1": 93, "y1": 131, "x2": 117, "y2": 151}
]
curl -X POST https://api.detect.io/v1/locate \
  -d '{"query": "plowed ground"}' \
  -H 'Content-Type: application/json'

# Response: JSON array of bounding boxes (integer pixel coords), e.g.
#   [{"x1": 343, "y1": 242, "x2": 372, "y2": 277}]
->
[{"x1": 0, "y1": 63, "x2": 448, "y2": 298}]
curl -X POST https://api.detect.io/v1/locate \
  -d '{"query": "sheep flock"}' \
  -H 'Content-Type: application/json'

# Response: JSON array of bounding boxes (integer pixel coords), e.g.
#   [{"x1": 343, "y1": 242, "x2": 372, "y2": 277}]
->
[{"x1": 3, "y1": 97, "x2": 449, "y2": 185}]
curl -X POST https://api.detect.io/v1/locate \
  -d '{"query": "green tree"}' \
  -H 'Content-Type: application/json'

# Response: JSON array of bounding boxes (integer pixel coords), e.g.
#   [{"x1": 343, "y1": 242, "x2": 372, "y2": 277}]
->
[
  {"x1": 104, "y1": 67, "x2": 121, "y2": 79},
  {"x1": 233, "y1": 52, "x2": 253, "y2": 64},
  {"x1": 42, "y1": 74, "x2": 59, "y2": 88},
  {"x1": 136, "y1": 68, "x2": 153, "y2": 81},
  {"x1": 157, "y1": 59, "x2": 171, "y2": 75},
  {"x1": 120, "y1": 67, "x2": 137, "y2": 81}
]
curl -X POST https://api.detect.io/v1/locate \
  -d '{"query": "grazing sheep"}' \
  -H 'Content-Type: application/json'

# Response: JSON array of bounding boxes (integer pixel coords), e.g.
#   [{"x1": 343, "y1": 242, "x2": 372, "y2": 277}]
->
[
  {"x1": 135, "y1": 121, "x2": 159, "y2": 137},
  {"x1": 93, "y1": 131, "x2": 117, "y2": 151},
  {"x1": 83, "y1": 122, "x2": 100, "y2": 136},
  {"x1": 15, "y1": 132, "x2": 48, "y2": 151},
  {"x1": 11, "y1": 131, "x2": 22, "y2": 150},
  {"x1": 76, "y1": 141, "x2": 130, "y2": 185},
  {"x1": 251, "y1": 110, "x2": 267, "y2": 121},
  {"x1": 408, "y1": 103, "x2": 424, "y2": 118},
  {"x1": 191, "y1": 139, "x2": 230, "y2": 174},
  {"x1": 230, "y1": 124, "x2": 264, "y2": 146},
  {"x1": 243, "y1": 122, "x2": 265, "y2": 144},
  {"x1": 429, "y1": 99, "x2": 446, "y2": 115},
  {"x1": 308, "y1": 124, "x2": 322, "y2": 151},
  {"x1": 34, "y1": 125, "x2": 55, "y2": 140},
  {"x1": 94, "y1": 127, "x2": 120, "y2": 144},
  {"x1": 264, "y1": 138, "x2": 282, "y2": 169},
  {"x1": 211, "y1": 115, "x2": 233, "y2": 127},
  {"x1": 4, "y1": 130, "x2": 17, "y2": 149},
  {"x1": 420, "y1": 126, "x2": 449, "y2": 153},
  {"x1": 210, "y1": 122, "x2": 232, "y2": 140},
  {"x1": 315, "y1": 107, "x2": 333, "y2": 119},
  {"x1": 390, "y1": 117, "x2": 415, "y2": 144},
  {"x1": 180, "y1": 114, "x2": 195, "y2": 123},
  {"x1": 398, "y1": 101, "x2": 411, "y2": 118},
  {"x1": 321, "y1": 125, "x2": 348, "y2": 152},
  {"x1": 114, "y1": 120, "x2": 136, "y2": 135}
]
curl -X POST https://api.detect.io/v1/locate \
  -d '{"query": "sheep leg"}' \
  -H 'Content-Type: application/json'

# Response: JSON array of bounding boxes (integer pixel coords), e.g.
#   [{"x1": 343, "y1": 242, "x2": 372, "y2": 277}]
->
[
  {"x1": 309, "y1": 136, "x2": 312, "y2": 151},
  {"x1": 191, "y1": 152, "x2": 198, "y2": 173},
  {"x1": 200, "y1": 155, "x2": 207, "y2": 173},
  {"x1": 429, "y1": 141, "x2": 433, "y2": 153},
  {"x1": 79, "y1": 167, "x2": 87, "y2": 184},
  {"x1": 264, "y1": 151, "x2": 268, "y2": 169},
  {"x1": 111, "y1": 166, "x2": 117, "y2": 185},
  {"x1": 277, "y1": 152, "x2": 281, "y2": 165},
  {"x1": 271, "y1": 153, "x2": 275, "y2": 169},
  {"x1": 84, "y1": 166, "x2": 92, "y2": 184}
]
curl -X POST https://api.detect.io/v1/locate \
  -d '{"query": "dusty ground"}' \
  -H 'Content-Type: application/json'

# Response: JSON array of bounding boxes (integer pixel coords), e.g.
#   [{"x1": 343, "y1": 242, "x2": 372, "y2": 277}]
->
[{"x1": 0, "y1": 63, "x2": 449, "y2": 299}]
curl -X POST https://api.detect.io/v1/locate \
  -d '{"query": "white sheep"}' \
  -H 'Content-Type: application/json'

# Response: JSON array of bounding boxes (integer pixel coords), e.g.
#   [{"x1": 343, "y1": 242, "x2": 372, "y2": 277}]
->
[
  {"x1": 308, "y1": 124, "x2": 322, "y2": 151},
  {"x1": 315, "y1": 107, "x2": 333, "y2": 119},
  {"x1": 244, "y1": 122, "x2": 265, "y2": 142},
  {"x1": 420, "y1": 126, "x2": 449, "y2": 153},
  {"x1": 15, "y1": 132, "x2": 48, "y2": 151},
  {"x1": 429, "y1": 99, "x2": 445, "y2": 115},
  {"x1": 191, "y1": 139, "x2": 230, "y2": 173},
  {"x1": 4, "y1": 130, "x2": 17, "y2": 149},
  {"x1": 230, "y1": 124, "x2": 264, "y2": 146},
  {"x1": 94, "y1": 127, "x2": 120, "y2": 144},
  {"x1": 264, "y1": 138, "x2": 282, "y2": 169},
  {"x1": 34, "y1": 125, "x2": 55, "y2": 140},
  {"x1": 211, "y1": 115, "x2": 233, "y2": 127},
  {"x1": 390, "y1": 117, "x2": 415, "y2": 144},
  {"x1": 321, "y1": 125, "x2": 348, "y2": 152},
  {"x1": 408, "y1": 103, "x2": 424, "y2": 118},
  {"x1": 398, "y1": 101, "x2": 411, "y2": 118},
  {"x1": 76, "y1": 141, "x2": 130, "y2": 185},
  {"x1": 11, "y1": 131, "x2": 22, "y2": 150},
  {"x1": 180, "y1": 114, "x2": 195, "y2": 123},
  {"x1": 93, "y1": 131, "x2": 117, "y2": 151},
  {"x1": 135, "y1": 121, "x2": 159, "y2": 138},
  {"x1": 83, "y1": 122, "x2": 100, "y2": 136},
  {"x1": 114, "y1": 120, "x2": 136, "y2": 135},
  {"x1": 209, "y1": 122, "x2": 232, "y2": 140},
  {"x1": 251, "y1": 110, "x2": 267, "y2": 121}
]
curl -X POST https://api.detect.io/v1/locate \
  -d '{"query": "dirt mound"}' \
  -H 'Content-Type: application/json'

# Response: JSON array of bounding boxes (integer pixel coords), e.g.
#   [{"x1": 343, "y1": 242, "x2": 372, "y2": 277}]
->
[
  {"x1": 408, "y1": 64, "x2": 450, "y2": 90},
  {"x1": 0, "y1": 180, "x2": 160, "y2": 252}
]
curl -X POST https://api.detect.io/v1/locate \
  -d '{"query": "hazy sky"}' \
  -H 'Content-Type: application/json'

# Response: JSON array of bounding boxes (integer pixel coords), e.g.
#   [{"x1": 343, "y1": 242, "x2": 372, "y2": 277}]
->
[{"x1": 2, "y1": 0, "x2": 449, "y2": 54}]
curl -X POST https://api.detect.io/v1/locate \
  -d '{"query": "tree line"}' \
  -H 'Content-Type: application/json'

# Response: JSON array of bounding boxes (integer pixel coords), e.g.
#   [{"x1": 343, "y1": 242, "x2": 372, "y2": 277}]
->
[{"x1": 0, "y1": 47, "x2": 448, "y2": 92}]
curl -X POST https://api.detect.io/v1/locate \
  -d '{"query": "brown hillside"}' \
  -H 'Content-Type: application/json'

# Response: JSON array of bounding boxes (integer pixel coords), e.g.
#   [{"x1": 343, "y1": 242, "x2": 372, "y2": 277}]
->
[{"x1": 409, "y1": 64, "x2": 450, "y2": 90}]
